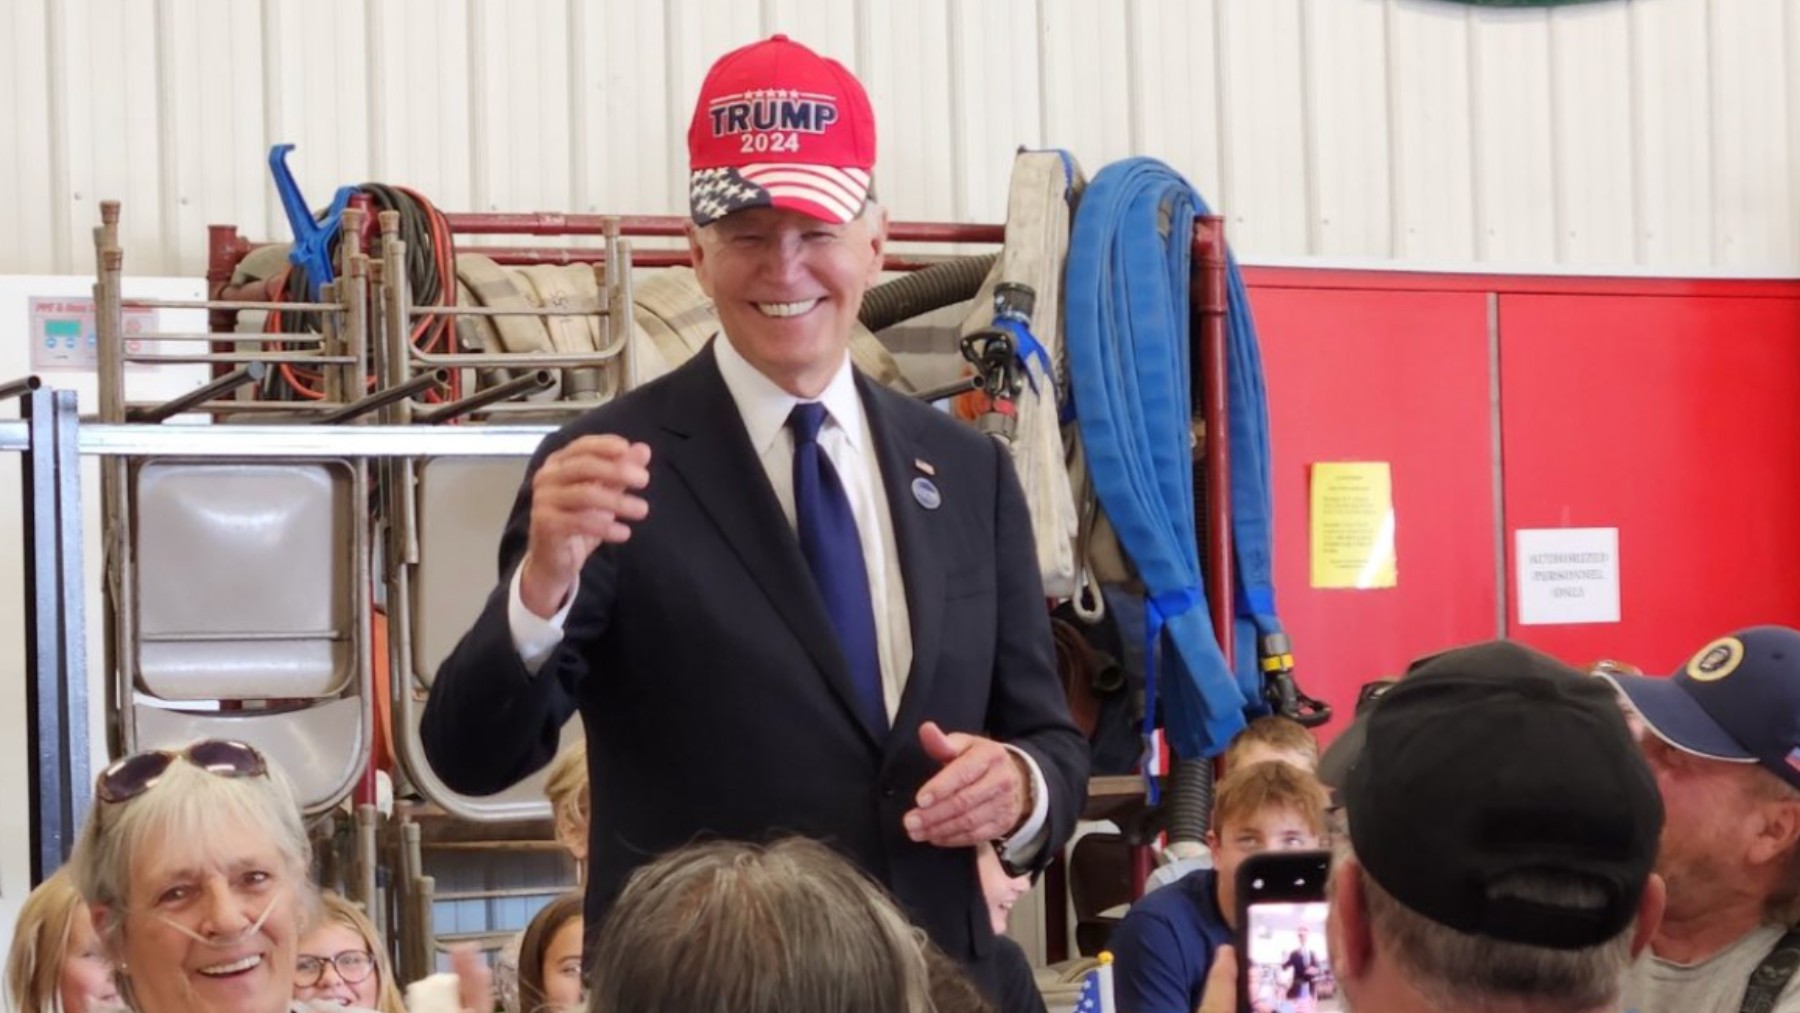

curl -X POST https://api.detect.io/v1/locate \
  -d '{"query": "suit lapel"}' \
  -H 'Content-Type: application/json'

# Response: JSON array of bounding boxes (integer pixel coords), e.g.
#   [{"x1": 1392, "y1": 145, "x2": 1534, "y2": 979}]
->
[
  {"x1": 658, "y1": 347, "x2": 880, "y2": 749},
  {"x1": 858, "y1": 376, "x2": 947, "y2": 752}
]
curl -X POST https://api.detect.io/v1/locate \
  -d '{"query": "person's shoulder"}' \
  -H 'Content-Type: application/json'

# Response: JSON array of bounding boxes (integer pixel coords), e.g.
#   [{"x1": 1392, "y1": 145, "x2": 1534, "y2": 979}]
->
[
  {"x1": 994, "y1": 931, "x2": 1029, "y2": 958},
  {"x1": 1112, "y1": 872, "x2": 1219, "y2": 1012},
  {"x1": 1169, "y1": 869, "x2": 1232, "y2": 942},
  {"x1": 1123, "y1": 868, "x2": 1217, "y2": 930},
  {"x1": 990, "y1": 934, "x2": 1039, "y2": 990},
  {"x1": 1175, "y1": 867, "x2": 1220, "y2": 906}
]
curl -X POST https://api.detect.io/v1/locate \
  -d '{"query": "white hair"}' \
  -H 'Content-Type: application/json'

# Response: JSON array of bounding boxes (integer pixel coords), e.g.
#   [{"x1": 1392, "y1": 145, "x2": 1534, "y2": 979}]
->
[{"x1": 67, "y1": 749, "x2": 317, "y2": 952}]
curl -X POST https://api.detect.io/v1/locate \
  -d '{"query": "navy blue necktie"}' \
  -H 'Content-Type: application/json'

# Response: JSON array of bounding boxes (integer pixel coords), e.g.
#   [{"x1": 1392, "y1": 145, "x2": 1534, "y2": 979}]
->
[{"x1": 788, "y1": 402, "x2": 887, "y2": 734}]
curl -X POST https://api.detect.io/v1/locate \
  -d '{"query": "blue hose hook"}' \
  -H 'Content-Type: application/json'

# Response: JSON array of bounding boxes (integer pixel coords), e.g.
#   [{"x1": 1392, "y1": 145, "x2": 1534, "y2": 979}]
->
[{"x1": 267, "y1": 144, "x2": 359, "y2": 300}]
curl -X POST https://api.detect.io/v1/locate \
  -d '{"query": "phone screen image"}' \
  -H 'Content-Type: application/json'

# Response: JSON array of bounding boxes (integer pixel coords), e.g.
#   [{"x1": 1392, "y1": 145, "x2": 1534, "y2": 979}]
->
[{"x1": 1243, "y1": 900, "x2": 1340, "y2": 1013}]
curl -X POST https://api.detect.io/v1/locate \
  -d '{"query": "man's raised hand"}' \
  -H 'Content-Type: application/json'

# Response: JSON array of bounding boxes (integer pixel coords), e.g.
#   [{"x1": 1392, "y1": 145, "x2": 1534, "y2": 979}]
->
[{"x1": 519, "y1": 435, "x2": 652, "y2": 617}]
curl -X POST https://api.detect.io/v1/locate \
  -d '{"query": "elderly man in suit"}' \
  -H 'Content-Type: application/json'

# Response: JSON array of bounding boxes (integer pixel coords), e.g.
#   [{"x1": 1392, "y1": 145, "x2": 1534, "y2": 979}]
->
[{"x1": 422, "y1": 34, "x2": 1088, "y2": 1012}]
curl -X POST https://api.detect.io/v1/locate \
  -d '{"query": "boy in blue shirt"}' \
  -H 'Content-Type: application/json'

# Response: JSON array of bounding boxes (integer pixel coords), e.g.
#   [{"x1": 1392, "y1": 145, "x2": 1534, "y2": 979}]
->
[{"x1": 1110, "y1": 761, "x2": 1330, "y2": 1013}]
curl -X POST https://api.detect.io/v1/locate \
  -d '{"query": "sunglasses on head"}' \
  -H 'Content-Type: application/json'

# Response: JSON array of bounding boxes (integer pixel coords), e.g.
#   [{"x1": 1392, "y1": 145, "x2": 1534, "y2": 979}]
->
[{"x1": 95, "y1": 739, "x2": 268, "y2": 804}]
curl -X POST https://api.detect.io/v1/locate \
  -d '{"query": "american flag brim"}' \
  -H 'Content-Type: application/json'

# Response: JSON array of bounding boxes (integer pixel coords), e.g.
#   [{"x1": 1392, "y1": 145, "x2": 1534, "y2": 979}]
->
[{"x1": 689, "y1": 163, "x2": 871, "y2": 225}]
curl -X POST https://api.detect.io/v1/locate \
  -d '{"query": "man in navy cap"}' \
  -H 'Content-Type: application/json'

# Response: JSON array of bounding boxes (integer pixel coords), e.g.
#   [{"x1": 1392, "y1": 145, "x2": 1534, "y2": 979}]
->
[{"x1": 1601, "y1": 625, "x2": 1800, "y2": 1013}]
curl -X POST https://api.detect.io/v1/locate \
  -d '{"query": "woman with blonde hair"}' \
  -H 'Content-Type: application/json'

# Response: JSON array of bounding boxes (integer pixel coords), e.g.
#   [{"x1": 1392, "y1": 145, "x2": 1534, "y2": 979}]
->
[
  {"x1": 6, "y1": 868, "x2": 121, "y2": 1013},
  {"x1": 292, "y1": 893, "x2": 404, "y2": 1013},
  {"x1": 542, "y1": 744, "x2": 589, "y2": 872}
]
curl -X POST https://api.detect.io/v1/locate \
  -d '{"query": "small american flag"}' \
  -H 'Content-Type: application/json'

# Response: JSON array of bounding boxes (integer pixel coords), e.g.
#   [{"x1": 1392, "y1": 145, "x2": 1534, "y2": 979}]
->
[{"x1": 1074, "y1": 952, "x2": 1115, "y2": 1013}]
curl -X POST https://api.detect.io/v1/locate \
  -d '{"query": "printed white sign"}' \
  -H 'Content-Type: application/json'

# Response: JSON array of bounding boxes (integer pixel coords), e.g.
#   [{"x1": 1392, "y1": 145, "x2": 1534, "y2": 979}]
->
[{"x1": 1516, "y1": 527, "x2": 1620, "y2": 626}]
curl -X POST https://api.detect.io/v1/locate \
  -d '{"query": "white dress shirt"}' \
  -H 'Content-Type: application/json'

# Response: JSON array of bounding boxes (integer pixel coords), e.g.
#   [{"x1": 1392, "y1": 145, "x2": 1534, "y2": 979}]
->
[
  {"x1": 507, "y1": 335, "x2": 1049, "y2": 859},
  {"x1": 712, "y1": 333, "x2": 913, "y2": 721}
]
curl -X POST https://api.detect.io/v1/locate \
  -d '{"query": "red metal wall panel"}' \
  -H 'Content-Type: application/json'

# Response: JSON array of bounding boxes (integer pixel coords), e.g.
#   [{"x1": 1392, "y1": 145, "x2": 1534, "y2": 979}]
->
[
  {"x1": 1250, "y1": 284, "x2": 1500, "y2": 741},
  {"x1": 1498, "y1": 292, "x2": 1800, "y2": 671}
]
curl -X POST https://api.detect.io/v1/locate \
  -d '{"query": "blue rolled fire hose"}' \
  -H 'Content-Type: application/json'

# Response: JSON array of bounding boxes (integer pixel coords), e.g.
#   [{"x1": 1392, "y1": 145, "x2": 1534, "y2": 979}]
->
[{"x1": 1065, "y1": 156, "x2": 1285, "y2": 780}]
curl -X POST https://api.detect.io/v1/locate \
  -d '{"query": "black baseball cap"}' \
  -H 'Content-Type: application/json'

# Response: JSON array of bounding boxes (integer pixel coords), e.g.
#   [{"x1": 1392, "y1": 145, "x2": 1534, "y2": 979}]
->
[
  {"x1": 1342, "y1": 640, "x2": 1663, "y2": 950},
  {"x1": 1600, "y1": 625, "x2": 1800, "y2": 792}
]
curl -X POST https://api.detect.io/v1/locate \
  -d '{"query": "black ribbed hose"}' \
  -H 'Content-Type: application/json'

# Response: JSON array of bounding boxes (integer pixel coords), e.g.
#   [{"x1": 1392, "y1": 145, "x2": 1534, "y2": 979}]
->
[
  {"x1": 1166, "y1": 755, "x2": 1214, "y2": 844},
  {"x1": 857, "y1": 254, "x2": 999, "y2": 332},
  {"x1": 1170, "y1": 283, "x2": 1216, "y2": 846}
]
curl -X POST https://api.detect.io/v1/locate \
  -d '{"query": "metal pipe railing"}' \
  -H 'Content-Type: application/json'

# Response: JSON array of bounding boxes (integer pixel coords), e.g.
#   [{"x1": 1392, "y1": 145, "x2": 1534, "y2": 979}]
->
[
  {"x1": 127, "y1": 363, "x2": 267, "y2": 423},
  {"x1": 414, "y1": 370, "x2": 556, "y2": 425},
  {"x1": 441, "y1": 211, "x2": 1006, "y2": 246},
  {"x1": 315, "y1": 369, "x2": 447, "y2": 425},
  {"x1": 124, "y1": 352, "x2": 359, "y2": 366},
  {"x1": 0, "y1": 375, "x2": 42, "y2": 400},
  {"x1": 407, "y1": 345, "x2": 624, "y2": 369},
  {"x1": 115, "y1": 332, "x2": 326, "y2": 344},
  {"x1": 206, "y1": 216, "x2": 1009, "y2": 302},
  {"x1": 400, "y1": 303, "x2": 628, "y2": 318},
  {"x1": 123, "y1": 298, "x2": 344, "y2": 313}
]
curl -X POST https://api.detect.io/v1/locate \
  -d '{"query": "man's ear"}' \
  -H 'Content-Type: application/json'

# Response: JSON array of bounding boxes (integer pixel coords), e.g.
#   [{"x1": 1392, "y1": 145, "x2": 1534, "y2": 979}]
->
[
  {"x1": 1327, "y1": 858, "x2": 1374, "y2": 983},
  {"x1": 1749, "y1": 796, "x2": 1800, "y2": 867},
  {"x1": 863, "y1": 204, "x2": 888, "y2": 285},
  {"x1": 687, "y1": 223, "x2": 715, "y2": 297},
  {"x1": 1630, "y1": 873, "x2": 1667, "y2": 958}
]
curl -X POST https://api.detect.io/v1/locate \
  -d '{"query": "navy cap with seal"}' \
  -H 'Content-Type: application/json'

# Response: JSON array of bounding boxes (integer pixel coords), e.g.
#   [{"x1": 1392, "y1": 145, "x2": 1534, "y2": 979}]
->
[
  {"x1": 1343, "y1": 640, "x2": 1663, "y2": 951},
  {"x1": 1600, "y1": 625, "x2": 1800, "y2": 791}
]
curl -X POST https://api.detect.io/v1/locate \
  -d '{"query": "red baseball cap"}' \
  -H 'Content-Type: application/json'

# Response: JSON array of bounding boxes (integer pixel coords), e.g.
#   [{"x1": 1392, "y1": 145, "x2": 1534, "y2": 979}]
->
[{"x1": 686, "y1": 34, "x2": 877, "y2": 226}]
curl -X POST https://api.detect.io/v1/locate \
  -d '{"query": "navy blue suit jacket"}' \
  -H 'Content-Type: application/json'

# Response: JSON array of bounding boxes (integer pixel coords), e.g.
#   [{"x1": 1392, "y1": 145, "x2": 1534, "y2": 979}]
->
[{"x1": 422, "y1": 343, "x2": 1089, "y2": 969}]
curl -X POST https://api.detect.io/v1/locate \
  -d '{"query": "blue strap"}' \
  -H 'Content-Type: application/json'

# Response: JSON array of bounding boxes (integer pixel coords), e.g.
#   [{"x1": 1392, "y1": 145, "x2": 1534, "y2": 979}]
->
[
  {"x1": 990, "y1": 317, "x2": 1051, "y2": 395},
  {"x1": 1141, "y1": 586, "x2": 1203, "y2": 802},
  {"x1": 268, "y1": 144, "x2": 359, "y2": 301},
  {"x1": 1065, "y1": 157, "x2": 1252, "y2": 763}
]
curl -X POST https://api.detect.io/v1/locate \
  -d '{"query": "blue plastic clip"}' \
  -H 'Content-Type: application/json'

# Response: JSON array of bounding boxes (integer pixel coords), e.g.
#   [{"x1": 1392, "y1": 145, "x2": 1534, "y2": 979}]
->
[{"x1": 267, "y1": 144, "x2": 359, "y2": 300}]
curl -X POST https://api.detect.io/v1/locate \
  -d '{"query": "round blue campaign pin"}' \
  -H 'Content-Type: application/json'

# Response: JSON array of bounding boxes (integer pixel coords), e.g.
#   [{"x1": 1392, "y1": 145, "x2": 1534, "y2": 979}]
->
[{"x1": 911, "y1": 477, "x2": 942, "y2": 510}]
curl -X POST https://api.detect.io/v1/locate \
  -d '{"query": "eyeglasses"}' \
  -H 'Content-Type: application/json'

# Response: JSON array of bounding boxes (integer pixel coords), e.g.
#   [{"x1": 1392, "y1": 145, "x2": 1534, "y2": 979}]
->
[
  {"x1": 295, "y1": 950, "x2": 376, "y2": 987},
  {"x1": 296, "y1": 950, "x2": 375, "y2": 987},
  {"x1": 95, "y1": 740, "x2": 267, "y2": 804}
]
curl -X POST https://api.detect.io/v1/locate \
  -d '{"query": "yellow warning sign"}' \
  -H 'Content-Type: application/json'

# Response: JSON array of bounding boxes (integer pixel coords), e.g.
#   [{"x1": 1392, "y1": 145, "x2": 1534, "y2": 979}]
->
[{"x1": 1309, "y1": 462, "x2": 1397, "y2": 589}]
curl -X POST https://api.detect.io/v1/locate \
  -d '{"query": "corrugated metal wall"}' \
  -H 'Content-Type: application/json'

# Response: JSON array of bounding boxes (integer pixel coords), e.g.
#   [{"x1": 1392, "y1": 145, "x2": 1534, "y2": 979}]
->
[{"x1": 2, "y1": 0, "x2": 1797, "y2": 278}]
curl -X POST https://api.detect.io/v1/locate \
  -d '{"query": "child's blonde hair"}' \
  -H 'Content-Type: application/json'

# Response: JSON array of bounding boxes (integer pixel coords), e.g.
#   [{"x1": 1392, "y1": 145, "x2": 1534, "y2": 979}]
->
[
  {"x1": 1213, "y1": 760, "x2": 1329, "y2": 840},
  {"x1": 1222, "y1": 715, "x2": 1320, "y2": 774}
]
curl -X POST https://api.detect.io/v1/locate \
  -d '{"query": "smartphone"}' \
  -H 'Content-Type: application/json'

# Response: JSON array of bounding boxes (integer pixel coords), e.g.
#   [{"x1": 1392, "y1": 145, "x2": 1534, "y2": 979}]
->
[{"x1": 1235, "y1": 849, "x2": 1338, "y2": 1013}]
